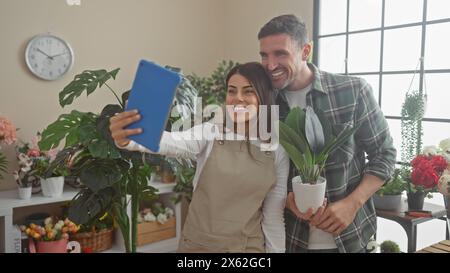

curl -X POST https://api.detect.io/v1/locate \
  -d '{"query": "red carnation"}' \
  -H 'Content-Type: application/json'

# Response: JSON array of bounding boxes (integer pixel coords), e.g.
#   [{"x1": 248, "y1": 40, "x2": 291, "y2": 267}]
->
[
  {"x1": 411, "y1": 160, "x2": 439, "y2": 189},
  {"x1": 430, "y1": 155, "x2": 448, "y2": 173},
  {"x1": 411, "y1": 155, "x2": 429, "y2": 168}
]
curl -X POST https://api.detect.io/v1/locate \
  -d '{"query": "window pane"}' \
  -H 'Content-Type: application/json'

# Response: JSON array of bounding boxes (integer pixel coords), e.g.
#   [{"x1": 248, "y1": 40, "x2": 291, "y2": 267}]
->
[
  {"x1": 349, "y1": 0, "x2": 382, "y2": 31},
  {"x1": 381, "y1": 74, "x2": 420, "y2": 116},
  {"x1": 425, "y1": 22, "x2": 450, "y2": 70},
  {"x1": 318, "y1": 36, "x2": 346, "y2": 73},
  {"x1": 359, "y1": 75, "x2": 380, "y2": 104},
  {"x1": 385, "y1": 0, "x2": 423, "y2": 26},
  {"x1": 422, "y1": 121, "x2": 450, "y2": 147},
  {"x1": 348, "y1": 31, "x2": 380, "y2": 73},
  {"x1": 383, "y1": 26, "x2": 422, "y2": 71},
  {"x1": 427, "y1": 0, "x2": 450, "y2": 21},
  {"x1": 386, "y1": 118, "x2": 401, "y2": 161},
  {"x1": 319, "y1": 0, "x2": 347, "y2": 35},
  {"x1": 424, "y1": 73, "x2": 450, "y2": 119}
]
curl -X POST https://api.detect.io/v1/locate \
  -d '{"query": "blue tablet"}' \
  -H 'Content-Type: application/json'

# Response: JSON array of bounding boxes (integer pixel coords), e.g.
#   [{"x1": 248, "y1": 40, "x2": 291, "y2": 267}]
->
[{"x1": 125, "y1": 60, "x2": 182, "y2": 152}]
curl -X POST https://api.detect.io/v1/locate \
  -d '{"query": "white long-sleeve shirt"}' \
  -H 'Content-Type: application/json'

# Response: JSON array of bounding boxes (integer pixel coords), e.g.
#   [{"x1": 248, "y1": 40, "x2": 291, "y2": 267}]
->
[{"x1": 122, "y1": 122, "x2": 288, "y2": 253}]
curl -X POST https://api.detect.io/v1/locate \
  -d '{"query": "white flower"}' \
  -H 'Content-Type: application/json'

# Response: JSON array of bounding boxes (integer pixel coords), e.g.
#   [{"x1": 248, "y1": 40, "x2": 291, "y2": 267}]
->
[
  {"x1": 165, "y1": 207, "x2": 174, "y2": 218},
  {"x1": 44, "y1": 217, "x2": 53, "y2": 226},
  {"x1": 157, "y1": 213, "x2": 168, "y2": 224},
  {"x1": 438, "y1": 171, "x2": 450, "y2": 196},
  {"x1": 439, "y1": 138, "x2": 450, "y2": 151},
  {"x1": 143, "y1": 212, "x2": 156, "y2": 222},
  {"x1": 137, "y1": 213, "x2": 143, "y2": 223},
  {"x1": 422, "y1": 146, "x2": 438, "y2": 156},
  {"x1": 54, "y1": 220, "x2": 64, "y2": 230},
  {"x1": 439, "y1": 138, "x2": 450, "y2": 162}
]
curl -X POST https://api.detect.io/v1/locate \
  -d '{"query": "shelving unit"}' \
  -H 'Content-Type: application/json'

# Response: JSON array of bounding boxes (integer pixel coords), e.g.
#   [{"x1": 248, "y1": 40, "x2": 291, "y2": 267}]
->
[
  {"x1": 0, "y1": 180, "x2": 181, "y2": 253},
  {"x1": 0, "y1": 187, "x2": 79, "y2": 252}
]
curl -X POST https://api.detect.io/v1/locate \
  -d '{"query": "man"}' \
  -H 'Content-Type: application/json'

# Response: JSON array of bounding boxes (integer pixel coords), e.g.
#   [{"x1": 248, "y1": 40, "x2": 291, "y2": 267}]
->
[{"x1": 258, "y1": 14, "x2": 397, "y2": 253}]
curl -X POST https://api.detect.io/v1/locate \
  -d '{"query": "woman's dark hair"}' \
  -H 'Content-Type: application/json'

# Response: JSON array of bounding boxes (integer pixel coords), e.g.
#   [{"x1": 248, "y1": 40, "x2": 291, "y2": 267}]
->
[{"x1": 225, "y1": 62, "x2": 274, "y2": 160}]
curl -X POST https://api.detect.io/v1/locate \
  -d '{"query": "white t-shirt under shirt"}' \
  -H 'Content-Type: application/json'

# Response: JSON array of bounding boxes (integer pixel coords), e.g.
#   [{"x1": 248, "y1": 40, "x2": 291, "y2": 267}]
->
[{"x1": 282, "y1": 84, "x2": 338, "y2": 250}]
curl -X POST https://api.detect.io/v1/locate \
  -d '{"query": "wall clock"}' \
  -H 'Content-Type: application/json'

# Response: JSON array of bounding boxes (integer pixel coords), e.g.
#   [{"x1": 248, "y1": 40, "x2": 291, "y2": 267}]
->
[{"x1": 25, "y1": 34, "x2": 74, "y2": 80}]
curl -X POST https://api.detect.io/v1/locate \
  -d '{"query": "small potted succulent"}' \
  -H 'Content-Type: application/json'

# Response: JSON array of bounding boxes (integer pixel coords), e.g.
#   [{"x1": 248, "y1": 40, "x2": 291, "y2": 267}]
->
[{"x1": 380, "y1": 240, "x2": 401, "y2": 253}]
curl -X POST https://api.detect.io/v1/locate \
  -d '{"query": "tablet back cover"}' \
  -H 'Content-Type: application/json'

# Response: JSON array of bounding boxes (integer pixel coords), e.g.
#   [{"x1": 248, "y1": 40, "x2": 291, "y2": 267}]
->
[{"x1": 125, "y1": 60, "x2": 181, "y2": 152}]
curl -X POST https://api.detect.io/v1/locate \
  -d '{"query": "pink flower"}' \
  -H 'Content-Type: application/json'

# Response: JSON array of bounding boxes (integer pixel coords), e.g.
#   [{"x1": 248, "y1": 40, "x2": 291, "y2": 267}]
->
[
  {"x1": 47, "y1": 149, "x2": 59, "y2": 162},
  {"x1": 0, "y1": 116, "x2": 17, "y2": 145},
  {"x1": 26, "y1": 148, "x2": 41, "y2": 157}
]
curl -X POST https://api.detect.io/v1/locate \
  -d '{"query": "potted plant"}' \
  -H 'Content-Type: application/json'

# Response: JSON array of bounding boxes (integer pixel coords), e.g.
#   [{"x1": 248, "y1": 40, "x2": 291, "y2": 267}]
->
[
  {"x1": 373, "y1": 169, "x2": 407, "y2": 211},
  {"x1": 33, "y1": 156, "x2": 70, "y2": 198},
  {"x1": 13, "y1": 153, "x2": 35, "y2": 200},
  {"x1": 20, "y1": 216, "x2": 80, "y2": 253},
  {"x1": 380, "y1": 240, "x2": 401, "y2": 253},
  {"x1": 279, "y1": 106, "x2": 359, "y2": 213}
]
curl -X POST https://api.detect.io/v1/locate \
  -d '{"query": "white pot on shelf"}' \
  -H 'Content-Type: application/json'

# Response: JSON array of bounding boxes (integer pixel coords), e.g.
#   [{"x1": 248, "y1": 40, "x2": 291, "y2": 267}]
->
[
  {"x1": 41, "y1": 176, "x2": 65, "y2": 197},
  {"x1": 18, "y1": 186, "x2": 32, "y2": 200},
  {"x1": 292, "y1": 176, "x2": 327, "y2": 214}
]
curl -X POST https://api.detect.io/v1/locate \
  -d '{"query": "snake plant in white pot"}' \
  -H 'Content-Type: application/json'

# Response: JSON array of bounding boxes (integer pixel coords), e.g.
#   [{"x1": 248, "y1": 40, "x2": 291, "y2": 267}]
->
[{"x1": 279, "y1": 106, "x2": 359, "y2": 213}]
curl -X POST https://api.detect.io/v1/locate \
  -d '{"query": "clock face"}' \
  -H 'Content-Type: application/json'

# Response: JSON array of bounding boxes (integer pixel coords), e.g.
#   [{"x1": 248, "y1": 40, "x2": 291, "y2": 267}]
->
[{"x1": 25, "y1": 34, "x2": 74, "y2": 80}]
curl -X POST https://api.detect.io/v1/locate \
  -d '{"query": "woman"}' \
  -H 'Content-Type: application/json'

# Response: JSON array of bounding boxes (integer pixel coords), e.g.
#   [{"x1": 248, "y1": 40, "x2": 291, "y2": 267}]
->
[{"x1": 109, "y1": 62, "x2": 288, "y2": 253}]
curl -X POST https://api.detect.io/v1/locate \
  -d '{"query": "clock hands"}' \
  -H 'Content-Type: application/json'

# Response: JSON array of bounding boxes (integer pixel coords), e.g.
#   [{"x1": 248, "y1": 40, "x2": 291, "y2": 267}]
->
[
  {"x1": 36, "y1": 48, "x2": 54, "y2": 60},
  {"x1": 50, "y1": 51, "x2": 68, "y2": 58}
]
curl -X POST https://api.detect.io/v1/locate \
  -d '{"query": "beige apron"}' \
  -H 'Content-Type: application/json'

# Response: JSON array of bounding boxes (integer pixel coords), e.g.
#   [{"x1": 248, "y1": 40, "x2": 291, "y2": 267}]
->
[{"x1": 177, "y1": 139, "x2": 276, "y2": 253}]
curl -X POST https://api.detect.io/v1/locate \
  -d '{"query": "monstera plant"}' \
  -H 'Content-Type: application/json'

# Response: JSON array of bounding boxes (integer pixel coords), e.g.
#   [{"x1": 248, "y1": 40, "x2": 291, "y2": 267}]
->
[{"x1": 38, "y1": 66, "x2": 197, "y2": 252}]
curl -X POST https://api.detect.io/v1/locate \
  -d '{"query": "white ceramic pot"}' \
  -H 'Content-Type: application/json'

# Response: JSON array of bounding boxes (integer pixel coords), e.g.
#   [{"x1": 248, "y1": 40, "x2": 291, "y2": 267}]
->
[
  {"x1": 292, "y1": 176, "x2": 326, "y2": 214},
  {"x1": 41, "y1": 176, "x2": 65, "y2": 197},
  {"x1": 18, "y1": 186, "x2": 32, "y2": 200}
]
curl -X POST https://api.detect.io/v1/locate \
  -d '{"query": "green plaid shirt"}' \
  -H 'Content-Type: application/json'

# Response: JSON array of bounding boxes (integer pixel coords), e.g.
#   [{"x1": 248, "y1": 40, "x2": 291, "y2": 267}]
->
[{"x1": 277, "y1": 64, "x2": 397, "y2": 253}]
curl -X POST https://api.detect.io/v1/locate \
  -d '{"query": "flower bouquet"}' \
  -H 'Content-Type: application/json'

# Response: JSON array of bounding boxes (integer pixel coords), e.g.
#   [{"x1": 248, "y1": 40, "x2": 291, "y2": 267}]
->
[
  {"x1": 0, "y1": 116, "x2": 17, "y2": 180},
  {"x1": 20, "y1": 217, "x2": 80, "y2": 253}
]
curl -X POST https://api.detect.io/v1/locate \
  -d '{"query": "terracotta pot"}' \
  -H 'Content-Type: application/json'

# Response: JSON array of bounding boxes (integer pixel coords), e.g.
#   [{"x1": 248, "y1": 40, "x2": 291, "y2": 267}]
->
[
  {"x1": 162, "y1": 170, "x2": 176, "y2": 183},
  {"x1": 29, "y1": 238, "x2": 68, "y2": 253}
]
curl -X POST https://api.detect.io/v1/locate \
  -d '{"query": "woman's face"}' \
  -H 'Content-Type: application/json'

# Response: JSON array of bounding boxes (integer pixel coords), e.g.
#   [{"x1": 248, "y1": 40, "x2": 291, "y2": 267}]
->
[{"x1": 225, "y1": 74, "x2": 259, "y2": 124}]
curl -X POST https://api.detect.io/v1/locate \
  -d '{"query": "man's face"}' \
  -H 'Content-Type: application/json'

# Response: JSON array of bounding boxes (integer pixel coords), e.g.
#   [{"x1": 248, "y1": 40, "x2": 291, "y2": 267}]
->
[{"x1": 259, "y1": 34, "x2": 306, "y2": 90}]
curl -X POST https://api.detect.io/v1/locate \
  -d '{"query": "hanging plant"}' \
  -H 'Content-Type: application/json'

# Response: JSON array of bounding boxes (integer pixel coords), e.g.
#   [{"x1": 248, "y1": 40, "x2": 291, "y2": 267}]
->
[{"x1": 400, "y1": 89, "x2": 426, "y2": 165}]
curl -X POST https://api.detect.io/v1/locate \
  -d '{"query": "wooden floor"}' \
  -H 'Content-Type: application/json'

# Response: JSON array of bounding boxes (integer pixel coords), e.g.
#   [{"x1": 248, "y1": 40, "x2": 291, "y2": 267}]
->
[{"x1": 416, "y1": 240, "x2": 450, "y2": 253}]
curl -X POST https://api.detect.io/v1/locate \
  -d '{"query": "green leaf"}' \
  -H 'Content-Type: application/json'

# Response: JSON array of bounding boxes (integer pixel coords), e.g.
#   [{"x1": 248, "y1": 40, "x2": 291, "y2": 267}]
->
[
  {"x1": 79, "y1": 159, "x2": 122, "y2": 192},
  {"x1": 284, "y1": 107, "x2": 303, "y2": 135},
  {"x1": 279, "y1": 121, "x2": 311, "y2": 159},
  {"x1": 319, "y1": 123, "x2": 360, "y2": 159},
  {"x1": 59, "y1": 68, "x2": 120, "y2": 107},
  {"x1": 305, "y1": 106, "x2": 325, "y2": 154},
  {"x1": 279, "y1": 140, "x2": 305, "y2": 172},
  {"x1": 68, "y1": 187, "x2": 115, "y2": 225},
  {"x1": 38, "y1": 111, "x2": 96, "y2": 151}
]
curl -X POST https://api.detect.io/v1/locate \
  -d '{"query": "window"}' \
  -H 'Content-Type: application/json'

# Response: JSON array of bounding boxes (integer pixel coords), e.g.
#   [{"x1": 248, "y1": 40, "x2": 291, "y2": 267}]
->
[{"x1": 314, "y1": 0, "x2": 450, "y2": 162}]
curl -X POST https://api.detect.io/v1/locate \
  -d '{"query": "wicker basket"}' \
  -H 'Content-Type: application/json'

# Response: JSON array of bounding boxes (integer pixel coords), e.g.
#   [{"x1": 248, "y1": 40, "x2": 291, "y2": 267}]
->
[{"x1": 71, "y1": 228, "x2": 114, "y2": 252}]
